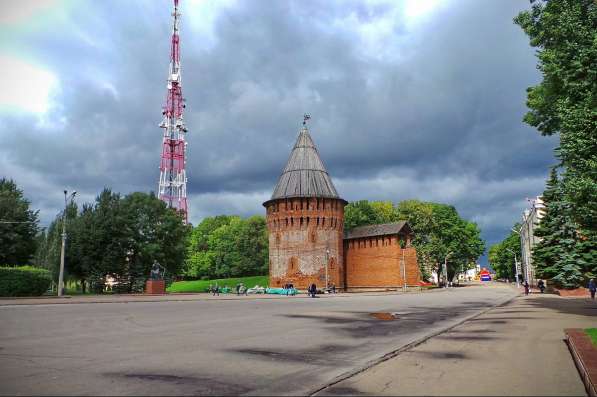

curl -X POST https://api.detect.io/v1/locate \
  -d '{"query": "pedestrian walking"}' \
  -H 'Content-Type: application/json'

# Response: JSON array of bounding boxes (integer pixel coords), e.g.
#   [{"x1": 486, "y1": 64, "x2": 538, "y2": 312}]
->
[
  {"x1": 236, "y1": 283, "x2": 241, "y2": 296},
  {"x1": 524, "y1": 281, "x2": 530, "y2": 296},
  {"x1": 588, "y1": 279, "x2": 596, "y2": 300},
  {"x1": 309, "y1": 283, "x2": 317, "y2": 298},
  {"x1": 538, "y1": 279, "x2": 545, "y2": 293},
  {"x1": 213, "y1": 284, "x2": 219, "y2": 296}
]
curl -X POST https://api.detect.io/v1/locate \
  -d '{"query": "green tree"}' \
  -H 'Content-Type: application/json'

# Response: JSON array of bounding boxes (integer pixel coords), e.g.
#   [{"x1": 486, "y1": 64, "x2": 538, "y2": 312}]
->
[
  {"x1": 515, "y1": 0, "x2": 597, "y2": 288},
  {"x1": 533, "y1": 168, "x2": 565, "y2": 279},
  {"x1": 0, "y1": 179, "x2": 39, "y2": 265},
  {"x1": 532, "y1": 168, "x2": 586, "y2": 288},
  {"x1": 119, "y1": 192, "x2": 190, "y2": 292},
  {"x1": 184, "y1": 215, "x2": 268, "y2": 279},
  {"x1": 36, "y1": 189, "x2": 190, "y2": 293},
  {"x1": 184, "y1": 215, "x2": 234, "y2": 278},
  {"x1": 187, "y1": 215, "x2": 233, "y2": 256},
  {"x1": 427, "y1": 204, "x2": 485, "y2": 283},
  {"x1": 488, "y1": 225, "x2": 522, "y2": 281},
  {"x1": 515, "y1": 0, "x2": 597, "y2": 231},
  {"x1": 344, "y1": 200, "x2": 382, "y2": 230}
]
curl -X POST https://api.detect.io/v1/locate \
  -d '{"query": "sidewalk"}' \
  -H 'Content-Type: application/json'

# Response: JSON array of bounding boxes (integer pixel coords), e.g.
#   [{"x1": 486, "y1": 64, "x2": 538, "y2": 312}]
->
[
  {"x1": 317, "y1": 293, "x2": 596, "y2": 396},
  {"x1": 0, "y1": 287, "x2": 446, "y2": 306}
]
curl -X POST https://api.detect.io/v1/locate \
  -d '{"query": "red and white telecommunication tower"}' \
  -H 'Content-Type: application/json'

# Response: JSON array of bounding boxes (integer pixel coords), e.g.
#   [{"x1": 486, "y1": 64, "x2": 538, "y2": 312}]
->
[{"x1": 158, "y1": 0, "x2": 188, "y2": 223}]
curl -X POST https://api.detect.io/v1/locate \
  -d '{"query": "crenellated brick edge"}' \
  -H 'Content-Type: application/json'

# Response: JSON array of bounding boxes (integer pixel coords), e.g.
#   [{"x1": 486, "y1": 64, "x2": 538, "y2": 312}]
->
[{"x1": 565, "y1": 328, "x2": 597, "y2": 397}]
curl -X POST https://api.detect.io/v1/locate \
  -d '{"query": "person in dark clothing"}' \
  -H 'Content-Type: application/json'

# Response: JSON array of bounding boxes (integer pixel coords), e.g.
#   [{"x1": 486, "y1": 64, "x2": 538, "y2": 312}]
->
[
  {"x1": 538, "y1": 279, "x2": 545, "y2": 293},
  {"x1": 236, "y1": 283, "x2": 241, "y2": 296},
  {"x1": 523, "y1": 281, "x2": 530, "y2": 296},
  {"x1": 309, "y1": 283, "x2": 317, "y2": 298},
  {"x1": 588, "y1": 279, "x2": 596, "y2": 300}
]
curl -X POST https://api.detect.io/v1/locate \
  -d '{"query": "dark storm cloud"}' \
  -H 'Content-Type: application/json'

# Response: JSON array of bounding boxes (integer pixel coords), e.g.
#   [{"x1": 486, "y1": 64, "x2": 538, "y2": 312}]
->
[{"x1": 0, "y1": 0, "x2": 556, "y2": 256}]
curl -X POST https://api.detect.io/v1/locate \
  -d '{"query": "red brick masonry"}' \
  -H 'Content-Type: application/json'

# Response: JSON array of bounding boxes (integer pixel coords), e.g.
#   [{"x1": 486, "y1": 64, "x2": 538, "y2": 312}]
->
[
  {"x1": 565, "y1": 328, "x2": 597, "y2": 397},
  {"x1": 145, "y1": 280, "x2": 166, "y2": 295}
]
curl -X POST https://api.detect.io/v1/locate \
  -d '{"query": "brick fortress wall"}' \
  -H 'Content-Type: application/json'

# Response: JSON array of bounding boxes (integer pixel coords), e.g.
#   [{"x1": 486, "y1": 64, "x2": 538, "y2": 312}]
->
[
  {"x1": 344, "y1": 235, "x2": 420, "y2": 289},
  {"x1": 265, "y1": 197, "x2": 345, "y2": 289}
]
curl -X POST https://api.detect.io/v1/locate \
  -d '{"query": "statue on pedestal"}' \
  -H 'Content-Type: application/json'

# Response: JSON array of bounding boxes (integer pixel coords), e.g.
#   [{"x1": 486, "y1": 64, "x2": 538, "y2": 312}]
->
[{"x1": 150, "y1": 260, "x2": 166, "y2": 280}]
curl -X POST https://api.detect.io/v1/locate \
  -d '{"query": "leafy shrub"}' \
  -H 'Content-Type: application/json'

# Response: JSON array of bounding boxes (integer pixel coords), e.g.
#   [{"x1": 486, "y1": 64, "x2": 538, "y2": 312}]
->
[{"x1": 0, "y1": 266, "x2": 52, "y2": 297}]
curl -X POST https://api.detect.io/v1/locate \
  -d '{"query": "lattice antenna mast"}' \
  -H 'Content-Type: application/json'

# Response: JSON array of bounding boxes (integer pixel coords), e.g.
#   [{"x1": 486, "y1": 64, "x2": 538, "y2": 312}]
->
[{"x1": 158, "y1": 0, "x2": 188, "y2": 223}]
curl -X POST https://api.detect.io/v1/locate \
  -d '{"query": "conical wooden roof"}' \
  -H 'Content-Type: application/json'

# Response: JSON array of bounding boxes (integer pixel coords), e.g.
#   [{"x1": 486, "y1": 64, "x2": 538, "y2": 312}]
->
[{"x1": 267, "y1": 125, "x2": 342, "y2": 203}]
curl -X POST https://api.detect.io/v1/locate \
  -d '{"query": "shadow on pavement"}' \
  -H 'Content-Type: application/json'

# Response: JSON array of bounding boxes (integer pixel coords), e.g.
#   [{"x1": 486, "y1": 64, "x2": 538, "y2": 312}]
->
[
  {"x1": 409, "y1": 350, "x2": 470, "y2": 360},
  {"x1": 524, "y1": 295, "x2": 597, "y2": 317},
  {"x1": 435, "y1": 334, "x2": 500, "y2": 341},
  {"x1": 232, "y1": 344, "x2": 359, "y2": 366},
  {"x1": 104, "y1": 372, "x2": 251, "y2": 395}
]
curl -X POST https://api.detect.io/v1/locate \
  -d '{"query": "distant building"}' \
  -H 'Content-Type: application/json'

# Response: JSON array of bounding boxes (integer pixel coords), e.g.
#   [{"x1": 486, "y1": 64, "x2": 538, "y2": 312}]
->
[
  {"x1": 456, "y1": 264, "x2": 480, "y2": 282},
  {"x1": 519, "y1": 196, "x2": 545, "y2": 286},
  {"x1": 263, "y1": 120, "x2": 420, "y2": 290}
]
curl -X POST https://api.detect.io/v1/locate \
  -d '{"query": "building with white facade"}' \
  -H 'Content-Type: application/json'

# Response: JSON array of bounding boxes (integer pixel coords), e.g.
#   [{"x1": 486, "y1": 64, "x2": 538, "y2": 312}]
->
[{"x1": 519, "y1": 196, "x2": 545, "y2": 287}]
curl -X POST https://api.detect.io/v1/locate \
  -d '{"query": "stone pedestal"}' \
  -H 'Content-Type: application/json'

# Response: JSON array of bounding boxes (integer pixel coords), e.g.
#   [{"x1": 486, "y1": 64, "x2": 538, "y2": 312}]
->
[{"x1": 145, "y1": 279, "x2": 165, "y2": 294}]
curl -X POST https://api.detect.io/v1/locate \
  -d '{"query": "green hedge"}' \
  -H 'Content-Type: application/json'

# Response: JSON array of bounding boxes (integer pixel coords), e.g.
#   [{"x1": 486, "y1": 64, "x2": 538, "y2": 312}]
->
[{"x1": 0, "y1": 266, "x2": 52, "y2": 297}]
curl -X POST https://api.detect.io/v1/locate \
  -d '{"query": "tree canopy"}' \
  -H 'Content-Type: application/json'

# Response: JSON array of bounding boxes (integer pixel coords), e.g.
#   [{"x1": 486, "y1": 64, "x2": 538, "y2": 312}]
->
[
  {"x1": 0, "y1": 178, "x2": 39, "y2": 265},
  {"x1": 184, "y1": 215, "x2": 268, "y2": 279},
  {"x1": 488, "y1": 225, "x2": 522, "y2": 281},
  {"x1": 514, "y1": 0, "x2": 596, "y2": 288},
  {"x1": 515, "y1": 0, "x2": 596, "y2": 232},
  {"x1": 37, "y1": 189, "x2": 189, "y2": 293}
]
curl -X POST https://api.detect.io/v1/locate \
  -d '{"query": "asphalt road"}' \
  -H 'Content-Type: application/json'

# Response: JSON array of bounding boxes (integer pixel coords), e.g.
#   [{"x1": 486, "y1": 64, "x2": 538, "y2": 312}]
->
[{"x1": 0, "y1": 284, "x2": 516, "y2": 396}]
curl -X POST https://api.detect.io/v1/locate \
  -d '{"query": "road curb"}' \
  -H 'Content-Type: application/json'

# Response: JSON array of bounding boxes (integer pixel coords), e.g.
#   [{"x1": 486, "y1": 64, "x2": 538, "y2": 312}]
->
[
  {"x1": 308, "y1": 291, "x2": 520, "y2": 396},
  {"x1": 565, "y1": 328, "x2": 597, "y2": 397}
]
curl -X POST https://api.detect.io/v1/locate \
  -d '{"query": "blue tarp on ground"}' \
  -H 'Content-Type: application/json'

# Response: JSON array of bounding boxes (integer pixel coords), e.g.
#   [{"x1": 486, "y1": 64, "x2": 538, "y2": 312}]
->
[{"x1": 266, "y1": 287, "x2": 298, "y2": 295}]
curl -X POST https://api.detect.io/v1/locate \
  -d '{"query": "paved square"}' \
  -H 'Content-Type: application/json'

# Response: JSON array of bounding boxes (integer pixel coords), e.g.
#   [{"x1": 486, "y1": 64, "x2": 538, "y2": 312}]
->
[{"x1": 0, "y1": 285, "x2": 515, "y2": 395}]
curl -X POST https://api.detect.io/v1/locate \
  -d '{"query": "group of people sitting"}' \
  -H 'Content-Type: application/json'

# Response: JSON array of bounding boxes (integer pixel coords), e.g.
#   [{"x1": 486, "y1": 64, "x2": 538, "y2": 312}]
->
[
  {"x1": 235, "y1": 283, "x2": 248, "y2": 296},
  {"x1": 305, "y1": 283, "x2": 336, "y2": 297}
]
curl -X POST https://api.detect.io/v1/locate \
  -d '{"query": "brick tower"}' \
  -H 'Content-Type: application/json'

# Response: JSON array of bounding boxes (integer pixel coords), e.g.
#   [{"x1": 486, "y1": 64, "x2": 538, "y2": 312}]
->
[{"x1": 263, "y1": 116, "x2": 347, "y2": 290}]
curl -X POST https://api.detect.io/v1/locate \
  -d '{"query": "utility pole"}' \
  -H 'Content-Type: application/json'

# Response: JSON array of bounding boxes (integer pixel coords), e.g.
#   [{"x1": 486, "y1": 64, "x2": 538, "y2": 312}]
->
[{"x1": 58, "y1": 190, "x2": 76, "y2": 297}]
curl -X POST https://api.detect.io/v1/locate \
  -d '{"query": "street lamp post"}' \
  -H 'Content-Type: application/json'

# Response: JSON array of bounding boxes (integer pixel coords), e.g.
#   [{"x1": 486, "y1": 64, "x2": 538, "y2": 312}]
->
[
  {"x1": 400, "y1": 245, "x2": 407, "y2": 292},
  {"x1": 510, "y1": 227, "x2": 523, "y2": 287},
  {"x1": 506, "y1": 248, "x2": 520, "y2": 288},
  {"x1": 58, "y1": 190, "x2": 76, "y2": 297},
  {"x1": 325, "y1": 248, "x2": 330, "y2": 292},
  {"x1": 444, "y1": 252, "x2": 453, "y2": 288}
]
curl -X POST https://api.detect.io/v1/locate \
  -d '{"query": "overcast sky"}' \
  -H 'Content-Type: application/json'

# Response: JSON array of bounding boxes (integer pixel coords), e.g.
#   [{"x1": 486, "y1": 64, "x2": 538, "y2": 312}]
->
[{"x1": 0, "y1": 0, "x2": 557, "y2": 262}]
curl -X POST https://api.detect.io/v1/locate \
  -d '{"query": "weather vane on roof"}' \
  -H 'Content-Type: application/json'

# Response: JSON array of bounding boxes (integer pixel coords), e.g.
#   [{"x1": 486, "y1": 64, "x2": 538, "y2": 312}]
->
[{"x1": 303, "y1": 114, "x2": 311, "y2": 125}]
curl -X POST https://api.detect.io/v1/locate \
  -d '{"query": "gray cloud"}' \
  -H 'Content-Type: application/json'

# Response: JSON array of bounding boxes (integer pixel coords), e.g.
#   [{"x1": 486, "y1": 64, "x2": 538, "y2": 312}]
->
[{"x1": 0, "y1": 0, "x2": 556, "y2": 262}]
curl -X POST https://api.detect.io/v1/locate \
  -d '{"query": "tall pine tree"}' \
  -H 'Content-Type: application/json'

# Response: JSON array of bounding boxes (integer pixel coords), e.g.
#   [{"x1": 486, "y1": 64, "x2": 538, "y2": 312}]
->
[{"x1": 533, "y1": 168, "x2": 583, "y2": 288}]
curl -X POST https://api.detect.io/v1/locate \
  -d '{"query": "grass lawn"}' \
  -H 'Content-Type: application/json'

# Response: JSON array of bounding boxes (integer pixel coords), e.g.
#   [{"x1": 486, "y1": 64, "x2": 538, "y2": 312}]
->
[
  {"x1": 167, "y1": 275, "x2": 269, "y2": 293},
  {"x1": 585, "y1": 328, "x2": 597, "y2": 347}
]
